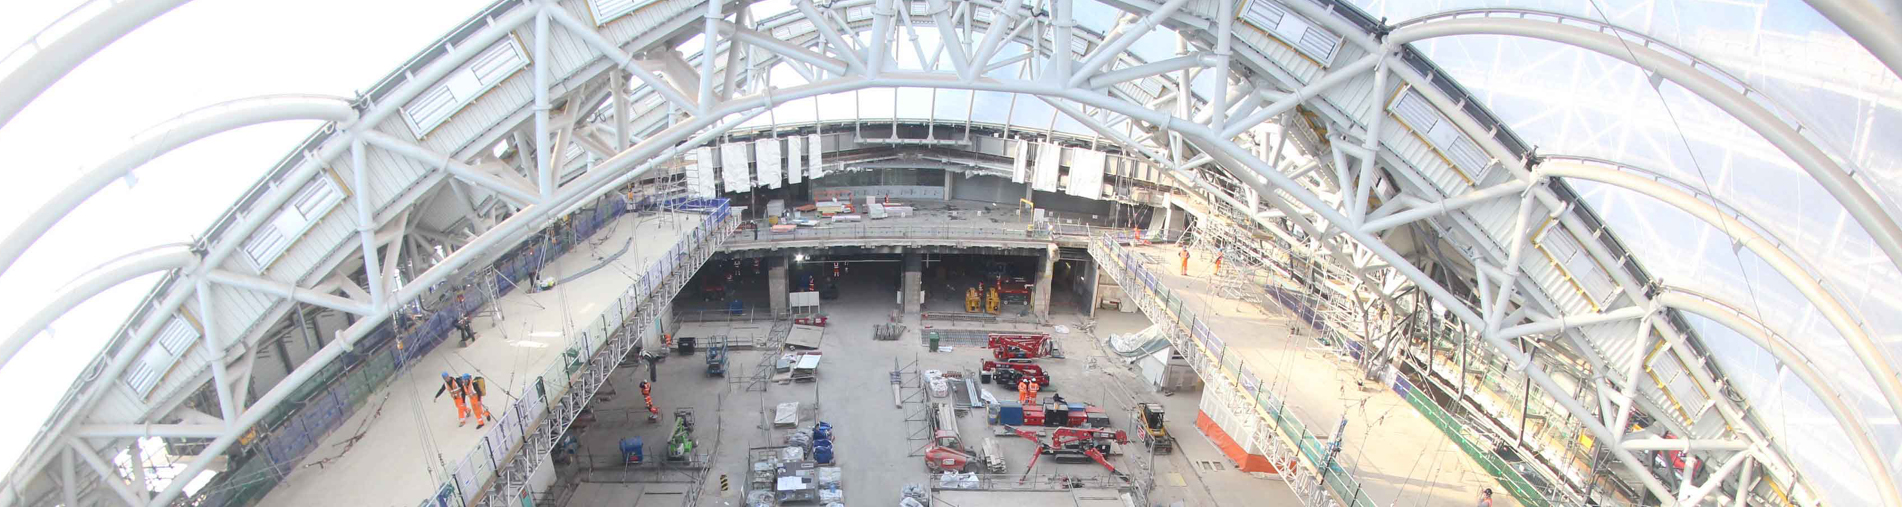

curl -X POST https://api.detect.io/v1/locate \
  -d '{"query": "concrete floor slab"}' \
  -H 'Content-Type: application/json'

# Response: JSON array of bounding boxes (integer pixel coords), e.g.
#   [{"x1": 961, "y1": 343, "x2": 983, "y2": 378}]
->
[{"x1": 259, "y1": 212, "x2": 704, "y2": 507}]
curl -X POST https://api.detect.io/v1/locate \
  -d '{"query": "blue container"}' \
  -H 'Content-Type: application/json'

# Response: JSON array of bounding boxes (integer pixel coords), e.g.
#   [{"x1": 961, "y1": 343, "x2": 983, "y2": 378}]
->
[
  {"x1": 814, "y1": 422, "x2": 833, "y2": 441},
  {"x1": 619, "y1": 437, "x2": 644, "y2": 464},
  {"x1": 997, "y1": 401, "x2": 1024, "y2": 426},
  {"x1": 812, "y1": 441, "x2": 834, "y2": 464}
]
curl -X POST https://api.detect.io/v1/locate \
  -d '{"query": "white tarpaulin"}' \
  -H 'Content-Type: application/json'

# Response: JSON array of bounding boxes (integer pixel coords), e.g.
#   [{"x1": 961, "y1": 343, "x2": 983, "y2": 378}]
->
[
  {"x1": 788, "y1": 135, "x2": 804, "y2": 184},
  {"x1": 1011, "y1": 139, "x2": 1029, "y2": 183},
  {"x1": 721, "y1": 142, "x2": 751, "y2": 190},
  {"x1": 1067, "y1": 149, "x2": 1105, "y2": 199},
  {"x1": 689, "y1": 146, "x2": 718, "y2": 197},
  {"x1": 756, "y1": 138, "x2": 782, "y2": 189},
  {"x1": 1033, "y1": 142, "x2": 1061, "y2": 192},
  {"x1": 775, "y1": 402, "x2": 800, "y2": 427},
  {"x1": 808, "y1": 134, "x2": 826, "y2": 179}
]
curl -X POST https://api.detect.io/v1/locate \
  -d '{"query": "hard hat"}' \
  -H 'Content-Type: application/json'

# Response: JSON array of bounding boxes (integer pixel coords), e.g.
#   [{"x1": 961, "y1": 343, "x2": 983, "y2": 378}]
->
[
  {"x1": 442, "y1": 372, "x2": 451, "y2": 379},
  {"x1": 461, "y1": 374, "x2": 473, "y2": 382}
]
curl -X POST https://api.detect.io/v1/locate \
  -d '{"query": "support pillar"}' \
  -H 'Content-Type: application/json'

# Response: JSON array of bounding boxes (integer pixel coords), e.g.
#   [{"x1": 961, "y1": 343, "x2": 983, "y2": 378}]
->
[
  {"x1": 944, "y1": 173, "x2": 955, "y2": 200},
  {"x1": 769, "y1": 255, "x2": 789, "y2": 316},
  {"x1": 1033, "y1": 246, "x2": 1055, "y2": 318},
  {"x1": 903, "y1": 249, "x2": 923, "y2": 314}
]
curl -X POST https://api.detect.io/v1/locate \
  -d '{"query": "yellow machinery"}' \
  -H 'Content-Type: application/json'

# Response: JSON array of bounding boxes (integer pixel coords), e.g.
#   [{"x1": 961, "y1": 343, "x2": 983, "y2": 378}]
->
[
  {"x1": 986, "y1": 287, "x2": 1001, "y2": 314},
  {"x1": 965, "y1": 288, "x2": 982, "y2": 312}
]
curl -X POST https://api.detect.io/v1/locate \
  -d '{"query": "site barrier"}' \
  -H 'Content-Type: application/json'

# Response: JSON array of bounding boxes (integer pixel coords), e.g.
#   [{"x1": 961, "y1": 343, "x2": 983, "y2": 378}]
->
[
  {"x1": 183, "y1": 196, "x2": 729, "y2": 507},
  {"x1": 1088, "y1": 234, "x2": 1554, "y2": 507}
]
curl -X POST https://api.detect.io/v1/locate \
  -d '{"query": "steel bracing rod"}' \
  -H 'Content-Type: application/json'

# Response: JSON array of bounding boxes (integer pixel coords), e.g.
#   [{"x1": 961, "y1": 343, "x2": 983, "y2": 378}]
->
[
  {"x1": 68, "y1": 440, "x2": 140, "y2": 507},
  {"x1": 865, "y1": 0, "x2": 896, "y2": 77},
  {"x1": 1389, "y1": 17, "x2": 1902, "y2": 309},
  {"x1": 1359, "y1": 179, "x2": 1530, "y2": 233},
  {"x1": 1349, "y1": 60, "x2": 1389, "y2": 224},
  {"x1": 965, "y1": 0, "x2": 1024, "y2": 80},
  {"x1": 796, "y1": 0, "x2": 869, "y2": 74},
  {"x1": 350, "y1": 140, "x2": 386, "y2": 309},
  {"x1": 201, "y1": 269, "x2": 373, "y2": 315},
  {"x1": 1540, "y1": 160, "x2": 1902, "y2": 428},
  {"x1": 70, "y1": 424, "x2": 226, "y2": 439},
  {"x1": 359, "y1": 131, "x2": 540, "y2": 206},
  {"x1": 1804, "y1": 0, "x2": 1902, "y2": 81},
  {"x1": 0, "y1": 248, "x2": 197, "y2": 371},
  {"x1": 58, "y1": 449, "x2": 76, "y2": 507},
  {"x1": 698, "y1": 0, "x2": 723, "y2": 112},
  {"x1": 1084, "y1": 54, "x2": 1206, "y2": 90},
  {"x1": 1621, "y1": 438, "x2": 1753, "y2": 452},
  {"x1": 1044, "y1": 0, "x2": 1074, "y2": 83},
  {"x1": 195, "y1": 279, "x2": 239, "y2": 423},
  {"x1": 1491, "y1": 305, "x2": 1647, "y2": 341},
  {"x1": 1679, "y1": 448, "x2": 1757, "y2": 506},
  {"x1": 0, "y1": 0, "x2": 194, "y2": 131},
  {"x1": 0, "y1": 10, "x2": 546, "y2": 501},
  {"x1": 0, "y1": 95, "x2": 356, "y2": 280},
  {"x1": 545, "y1": 9, "x2": 698, "y2": 113},
  {"x1": 716, "y1": 20, "x2": 851, "y2": 76},
  {"x1": 1661, "y1": 289, "x2": 1898, "y2": 506},
  {"x1": 1067, "y1": 0, "x2": 1189, "y2": 87},
  {"x1": 1220, "y1": 53, "x2": 1379, "y2": 139},
  {"x1": 925, "y1": 0, "x2": 974, "y2": 77},
  {"x1": 534, "y1": 9, "x2": 554, "y2": 202}
]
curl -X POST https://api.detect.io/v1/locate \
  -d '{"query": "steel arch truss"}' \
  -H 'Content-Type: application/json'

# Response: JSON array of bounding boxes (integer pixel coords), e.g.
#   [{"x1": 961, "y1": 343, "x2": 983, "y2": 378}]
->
[{"x1": 1, "y1": 1, "x2": 1890, "y2": 507}]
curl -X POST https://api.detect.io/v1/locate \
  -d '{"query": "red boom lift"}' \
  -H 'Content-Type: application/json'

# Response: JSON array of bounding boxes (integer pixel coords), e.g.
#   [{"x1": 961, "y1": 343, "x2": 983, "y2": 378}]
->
[
  {"x1": 1001, "y1": 426, "x2": 1129, "y2": 481},
  {"x1": 987, "y1": 333, "x2": 1060, "y2": 360}
]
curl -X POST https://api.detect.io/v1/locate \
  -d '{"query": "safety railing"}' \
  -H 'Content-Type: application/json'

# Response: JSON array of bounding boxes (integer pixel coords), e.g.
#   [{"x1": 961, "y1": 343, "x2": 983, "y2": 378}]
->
[
  {"x1": 450, "y1": 198, "x2": 735, "y2": 507},
  {"x1": 724, "y1": 221, "x2": 1054, "y2": 247},
  {"x1": 179, "y1": 192, "x2": 659, "y2": 507},
  {"x1": 1087, "y1": 234, "x2": 1377, "y2": 507}
]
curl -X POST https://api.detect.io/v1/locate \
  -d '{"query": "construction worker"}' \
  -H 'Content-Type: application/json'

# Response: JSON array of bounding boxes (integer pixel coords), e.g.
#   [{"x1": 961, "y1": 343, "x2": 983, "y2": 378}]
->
[
  {"x1": 1212, "y1": 248, "x2": 1224, "y2": 275},
  {"x1": 454, "y1": 315, "x2": 476, "y2": 347},
  {"x1": 1017, "y1": 378, "x2": 1032, "y2": 403},
  {"x1": 434, "y1": 372, "x2": 470, "y2": 427},
  {"x1": 1179, "y1": 247, "x2": 1190, "y2": 276},
  {"x1": 1476, "y1": 488, "x2": 1494, "y2": 507},
  {"x1": 640, "y1": 380, "x2": 660, "y2": 422},
  {"x1": 462, "y1": 374, "x2": 492, "y2": 429},
  {"x1": 1025, "y1": 378, "x2": 1040, "y2": 404}
]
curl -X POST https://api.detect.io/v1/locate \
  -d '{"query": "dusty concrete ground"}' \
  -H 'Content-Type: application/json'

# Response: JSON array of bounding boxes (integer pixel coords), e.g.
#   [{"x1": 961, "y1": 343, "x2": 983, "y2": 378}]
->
[{"x1": 557, "y1": 261, "x2": 1306, "y2": 507}]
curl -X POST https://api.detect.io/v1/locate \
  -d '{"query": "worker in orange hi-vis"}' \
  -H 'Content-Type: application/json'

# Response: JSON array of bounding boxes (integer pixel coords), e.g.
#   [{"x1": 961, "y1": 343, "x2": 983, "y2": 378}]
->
[
  {"x1": 1179, "y1": 247, "x2": 1190, "y2": 276},
  {"x1": 1017, "y1": 378, "x2": 1032, "y2": 403},
  {"x1": 461, "y1": 374, "x2": 493, "y2": 429},
  {"x1": 1213, "y1": 248, "x2": 1224, "y2": 275},
  {"x1": 1025, "y1": 379, "x2": 1040, "y2": 405},
  {"x1": 434, "y1": 372, "x2": 470, "y2": 427}
]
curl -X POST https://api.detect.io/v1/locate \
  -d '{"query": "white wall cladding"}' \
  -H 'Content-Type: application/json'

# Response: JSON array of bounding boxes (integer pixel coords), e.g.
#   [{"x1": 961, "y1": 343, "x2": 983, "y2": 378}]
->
[
  {"x1": 1068, "y1": 149, "x2": 1106, "y2": 200},
  {"x1": 721, "y1": 142, "x2": 753, "y2": 190},
  {"x1": 401, "y1": 38, "x2": 532, "y2": 138},
  {"x1": 756, "y1": 138, "x2": 783, "y2": 189},
  {"x1": 1238, "y1": 0, "x2": 1342, "y2": 67},
  {"x1": 690, "y1": 146, "x2": 719, "y2": 196},
  {"x1": 808, "y1": 134, "x2": 826, "y2": 179},
  {"x1": 787, "y1": 137, "x2": 804, "y2": 184},
  {"x1": 585, "y1": 0, "x2": 661, "y2": 25},
  {"x1": 1033, "y1": 142, "x2": 1061, "y2": 192}
]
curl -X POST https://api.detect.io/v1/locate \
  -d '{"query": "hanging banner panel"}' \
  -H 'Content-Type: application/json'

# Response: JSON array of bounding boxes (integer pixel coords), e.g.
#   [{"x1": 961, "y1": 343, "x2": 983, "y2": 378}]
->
[
  {"x1": 808, "y1": 134, "x2": 826, "y2": 179},
  {"x1": 787, "y1": 136, "x2": 804, "y2": 184},
  {"x1": 1012, "y1": 139, "x2": 1029, "y2": 183},
  {"x1": 1033, "y1": 142, "x2": 1062, "y2": 193},
  {"x1": 720, "y1": 143, "x2": 751, "y2": 191},
  {"x1": 689, "y1": 147, "x2": 718, "y2": 197},
  {"x1": 756, "y1": 138, "x2": 783, "y2": 189},
  {"x1": 1067, "y1": 149, "x2": 1105, "y2": 199}
]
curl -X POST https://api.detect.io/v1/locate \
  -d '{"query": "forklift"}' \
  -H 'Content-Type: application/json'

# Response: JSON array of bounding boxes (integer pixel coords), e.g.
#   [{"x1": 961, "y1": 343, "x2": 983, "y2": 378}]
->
[{"x1": 1132, "y1": 403, "x2": 1176, "y2": 454}]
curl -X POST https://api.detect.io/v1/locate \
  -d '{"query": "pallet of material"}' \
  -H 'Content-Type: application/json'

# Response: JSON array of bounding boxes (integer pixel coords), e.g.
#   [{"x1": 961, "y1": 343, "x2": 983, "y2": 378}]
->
[{"x1": 786, "y1": 324, "x2": 825, "y2": 349}]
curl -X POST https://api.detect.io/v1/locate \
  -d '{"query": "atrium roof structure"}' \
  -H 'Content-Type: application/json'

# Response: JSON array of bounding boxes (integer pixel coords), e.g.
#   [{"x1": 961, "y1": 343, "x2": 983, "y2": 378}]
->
[{"x1": 0, "y1": 0, "x2": 1897, "y2": 506}]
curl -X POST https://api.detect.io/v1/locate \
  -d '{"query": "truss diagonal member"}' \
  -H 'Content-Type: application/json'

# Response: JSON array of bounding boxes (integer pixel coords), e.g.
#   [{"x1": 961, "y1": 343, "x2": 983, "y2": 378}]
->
[
  {"x1": 0, "y1": 248, "x2": 198, "y2": 372},
  {"x1": 0, "y1": 0, "x2": 194, "y2": 132},
  {"x1": 717, "y1": 20, "x2": 850, "y2": 76},
  {"x1": 359, "y1": 131, "x2": 541, "y2": 206},
  {"x1": 70, "y1": 424, "x2": 225, "y2": 439},
  {"x1": 795, "y1": 0, "x2": 869, "y2": 74},
  {"x1": 544, "y1": 6, "x2": 699, "y2": 114},
  {"x1": 1540, "y1": 160, "x2": 1902, "y2": 429},
  {"x1": 203, "y1": 269, "x2": 373, "y2": 315},
  {"x1": 1660, "y1": 289, "x2": 1900, "y2": 507},
  {"x1": 0, "y1": 95, "x2": 356, "y2": 280},
  {"x1": 1067, "y1": 0, "x2": 1190, "y2": 87},
  {"x1": 1219, "y1": 53, "x2": 1380, "y2": 139},
  {"x1": 1389, "y1": 17, "x2": 1902, "y2": 305},
  {"x1": 68, "y1": 439, "x2": 143, "y2": 507},
  {"x1": 1359, "y1": 179, "x2": 1530, "y2": 234}
]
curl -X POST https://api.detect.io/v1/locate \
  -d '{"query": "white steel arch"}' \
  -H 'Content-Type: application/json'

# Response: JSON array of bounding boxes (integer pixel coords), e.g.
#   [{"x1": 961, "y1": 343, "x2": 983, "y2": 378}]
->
[{"x1": 3, "y1": 0, "x2": 1895, "y2": 506}]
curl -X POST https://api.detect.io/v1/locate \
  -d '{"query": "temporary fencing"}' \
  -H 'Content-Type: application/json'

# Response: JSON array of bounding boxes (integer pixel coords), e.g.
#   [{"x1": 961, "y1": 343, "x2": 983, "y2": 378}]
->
[{"x1": 183, "y1": 196, "x2": 731, "y2": 507}]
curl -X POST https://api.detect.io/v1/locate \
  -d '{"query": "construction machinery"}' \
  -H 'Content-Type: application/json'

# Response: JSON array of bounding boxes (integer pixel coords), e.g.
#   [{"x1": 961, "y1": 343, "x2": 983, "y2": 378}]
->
[
  {"x1": 988, "y1": 333, "x2": 1060, "y2": 360},
  {"x1": 1132, "y1": 403, "x2": 1175, "y2": 454},
  {"x1": 964, "y1": 287, "x2": 982, "y2": 312},
  {"x1": 979, "y1": 359, "x2": 1050, "y2": 389},
  {"x1": 1002, "y1": 426, "x2": 1129, "y2": 480},
  {"x1": 985, "y1": 287, "x2": 1001, "y2": 314},
  {"x1": 923, "y1": 403, "x2": 1005, "y2": 473},
  {"x1": 666, "y1": 409, "x2": 696, "y2": 461},
  {"x1": 995, "y1": 276, "x2": 1033, "y2": 305}
]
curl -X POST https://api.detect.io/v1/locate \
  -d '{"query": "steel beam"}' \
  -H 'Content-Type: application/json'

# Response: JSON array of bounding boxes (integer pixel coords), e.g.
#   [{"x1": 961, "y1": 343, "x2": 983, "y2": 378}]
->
[
  {"x1": 1067, "y1": 0, "x2": 1189, "y2": 87},
  {"x1": 202, "y1": 270, "x2": 373, "y2": 315},
  {"x1": 68, "y1": 440, "x2": 140, "y2": 507},
  {"x1": 0, "y1": 248, "x2": 198, "y2": 371},
  {"x1": 70, "y1": 424, "x2": 226, "y2": 439},
  {"x1": 0, "y1": 0, "x2": 195, "y2": 131},
  {"x1": 0, "y1": 95, "x2": 355, "y2": 279}
]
